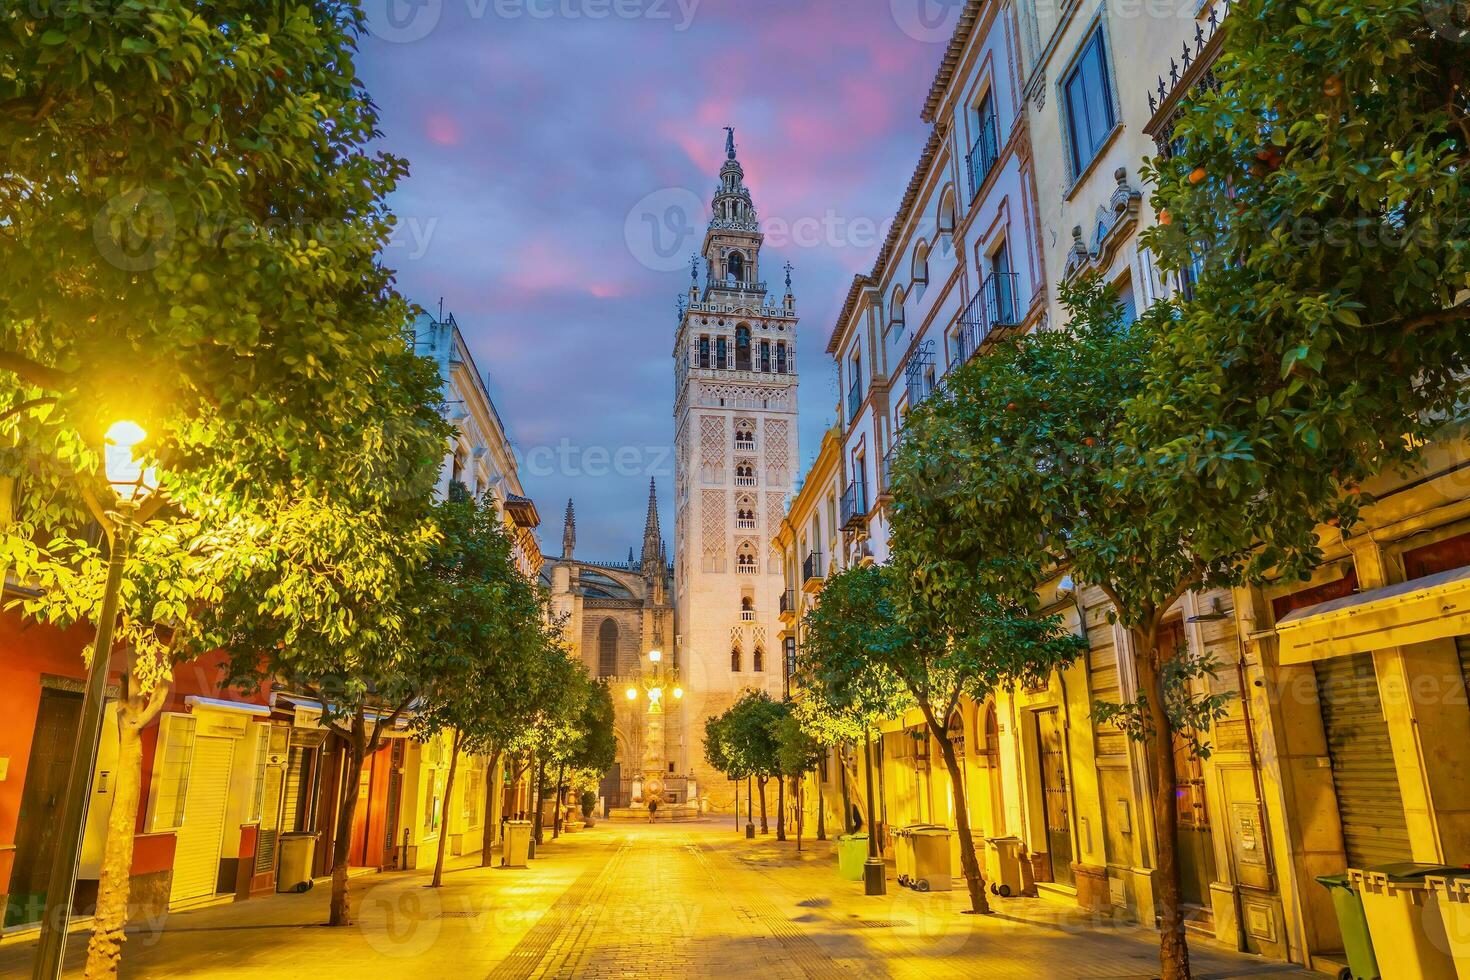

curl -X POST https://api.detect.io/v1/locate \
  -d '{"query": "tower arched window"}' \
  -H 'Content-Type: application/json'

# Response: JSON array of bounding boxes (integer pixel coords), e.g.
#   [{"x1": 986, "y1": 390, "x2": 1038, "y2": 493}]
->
[
  {"x1": 735, "y1": 325, "x2": 752, "y2": 371},
  {"x1": 912, "y1": 241, "x2": 930, "y2": 285},
  {"x1": 698, "y1": 335, "x2": 711, "y2": 369},
  {"x1": 736, "y1": 540, "x2": 757, "y2": 574},
  {"x1": 890, "y1": 287, "x2": 907, "y2": 333},
  {"x1": 726, "y1": 252, "x2": 744, "y2": 284},
  {"x1": 734, "y1": 419, "x2": 755, "y2": 449},
  {"x1": 753, "y1": 645, "x2": 765, "y2": 672},
  {"x1": 776, "y1": 341, "x2": 788, "y2": 374},
  {"x1": 760, "y1": 339, "x2": 771, "y2": 373},
  {"x1": 716, "y1": 336, "x2": 728, "y2": 369},
  {"x1": 598, "y1": 619, "x2": 618, "y2": 678},
  {"x1": 731, "y1": 647, "x2": 742, "y2": 672}
]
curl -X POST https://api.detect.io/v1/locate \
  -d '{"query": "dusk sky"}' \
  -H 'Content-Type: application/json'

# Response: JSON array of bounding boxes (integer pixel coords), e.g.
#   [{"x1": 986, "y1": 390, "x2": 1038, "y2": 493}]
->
[{"x1": 357, "y1": 0, "x2": 964, "y2": 558}]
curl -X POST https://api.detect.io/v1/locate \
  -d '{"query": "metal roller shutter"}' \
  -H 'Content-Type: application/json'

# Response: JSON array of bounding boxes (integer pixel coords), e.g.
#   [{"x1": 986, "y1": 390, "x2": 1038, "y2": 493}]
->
[
  {"x1": 1314, "y1": 653, "x2": 1412, "y2": 869},
  {"x1": 170, "y1": 736, "x2": 234, "y2": 904},
  {"x1": 1458, "y1": 636, "x2": 1470, "y2": 706},
  {"x1": 256, "y1": 766, "x2": 283, "y2": 875}
]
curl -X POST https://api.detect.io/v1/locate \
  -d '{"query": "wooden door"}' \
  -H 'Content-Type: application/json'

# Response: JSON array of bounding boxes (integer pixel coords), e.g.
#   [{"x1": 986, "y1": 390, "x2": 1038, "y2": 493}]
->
[{"x1": 5, "y1": 689, "x2": 84, "y2": 927}]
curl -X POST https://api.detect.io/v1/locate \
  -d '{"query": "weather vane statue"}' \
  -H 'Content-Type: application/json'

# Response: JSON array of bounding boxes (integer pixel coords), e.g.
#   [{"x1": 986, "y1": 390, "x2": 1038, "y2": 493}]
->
[{"x1": 724, "y1": 126, "x2": 736, "y2": 160}]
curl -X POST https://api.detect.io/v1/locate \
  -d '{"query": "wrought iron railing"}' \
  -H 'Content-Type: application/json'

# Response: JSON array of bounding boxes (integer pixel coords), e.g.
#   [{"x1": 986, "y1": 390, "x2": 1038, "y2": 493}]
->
[
  {"x1": 847, "y1": 380, "x2": 864, "y2": 423},
  {"x1": 802, "y1": 551, "x2": 823, "y2": 583},
  {"x1": 780, "y1": 589, "x2": 796, "y2": 615},
  {"x1": 840, "y1": 481, "x2": 868, "y2": 530},
  {"x1": 904, "y1": 341, "x2": 937, "y2": 409},
  {"x1": 967, "y1": 111, "x2": 1000, "y2": 200}
]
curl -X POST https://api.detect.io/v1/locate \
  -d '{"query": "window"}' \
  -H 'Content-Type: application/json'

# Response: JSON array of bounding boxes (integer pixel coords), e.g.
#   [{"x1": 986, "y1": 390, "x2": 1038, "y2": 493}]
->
[
  {"x1": 736, "y1": 540, "x2": 757, "y2": 573},
  {"x1": 144, "y1": 713, "x2": 197, "y2": 832},
  {"x1": 889, "y1": 288, "x2": 906, "y2": 333},
  {"x1": 726, "y1": 251, "x2": 744, "y2": 284},
  {"x1": 716, "y1": 336, "x2": 728, "y2": 369},
  {"x1": 1063, "y1": 28, "x2": 1117, "y2": 178},
  {"x1": 740, "y1": 596, "x2": 755, "y2": 620},
  {"x1": 424, "y1": 762, "x2": 445, "y2": 834},
  {"x1": 598, "y1": 618, "x2": 618, "y2": 678},
  {"x1": 1115, "y1": 279, "x2": 1138, "y2": 325},
  {"x1": 986, "y1": 241, "x2": 1017, "y2": 325},
  {"x1": 911, "y1": 241, "x2": 930, "y2": 285},
  {"x1": 760, "y1": 340, "x2": 771, "y2": 373},
  {"x1": 968, "y1": 92, "x2": 999, "y2": 198},
  {"x1": 731, "y1": 647, "x2": 743, "y2": 672},
  {"x1": 734, "y1": 420, "x2": 755, "y2": 448},
  {"x1": 735, "y1": 325, "x2": 752, "y2": 371},
  {"x1": 451, "y1": 449, "x2": 465, "y2": 486},
  {"x1": 937, "y1": 186, "x2": 958, "y2": 246},
  {"x1": 699, "y1": 335, "x2": 711, "y2": 369},
  {"x1": 753, "y1": 646, "x2": 765, "y2": 672},
  {"x1": 776, "y1": 341, "x2": 788, "y2": 374}
]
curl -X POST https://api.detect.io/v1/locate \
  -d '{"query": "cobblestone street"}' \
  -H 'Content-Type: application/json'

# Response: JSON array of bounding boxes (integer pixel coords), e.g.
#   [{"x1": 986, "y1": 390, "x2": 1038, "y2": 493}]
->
[{"x1": 0, "y1": 821, "x2": 1316, "y2": 979}]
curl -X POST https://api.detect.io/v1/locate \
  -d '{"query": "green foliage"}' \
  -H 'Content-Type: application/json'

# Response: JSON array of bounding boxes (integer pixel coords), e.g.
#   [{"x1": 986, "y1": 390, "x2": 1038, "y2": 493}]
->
[
  {"x1": 773, "y1": 711, "x2": 824, "y2": 780},
  {"x1": 1136, "y1": 0, "x2": 1470, "y2": 584},
  {"x1": 717, "y1": 690, "x2": 787, "y2": 780},
  {"x1": 703, "y1": 711, "x2": 744, "y2": 780},
  {"x1": 1093, "y1": 650, "x2": 1237, "y2": 758},
  {"x1": 564, "y1": 679, "x2": 617, "y2": 777}
]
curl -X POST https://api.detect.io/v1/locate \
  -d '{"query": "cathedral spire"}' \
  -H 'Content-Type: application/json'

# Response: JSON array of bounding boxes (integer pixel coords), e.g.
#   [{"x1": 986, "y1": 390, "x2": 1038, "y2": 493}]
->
[
  {"x1": 641, "y1": 478, "x2": 662, "y2": 575},
  {"x1": 561, "y1": 498, "x2": 575, "y2": 560}
]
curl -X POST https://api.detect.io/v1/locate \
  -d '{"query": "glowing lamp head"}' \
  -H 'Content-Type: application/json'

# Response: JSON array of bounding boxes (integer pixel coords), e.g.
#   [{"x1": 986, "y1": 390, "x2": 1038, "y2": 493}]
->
[
  {"x1": 649, "y1": 687, "x2": 662, "y2": 702},
  {"x1": 104, "y1": 421, "x2": 158, "y2": 503},
  {"x1": 647, "y1": 649, "x2": 662, "y2": 663},
  {"x1": 672, "y1": 686, "x2": 684, "y2": 700},
  {"x1": 625, "y1": 686, "x2": 638, "y2": 701}
]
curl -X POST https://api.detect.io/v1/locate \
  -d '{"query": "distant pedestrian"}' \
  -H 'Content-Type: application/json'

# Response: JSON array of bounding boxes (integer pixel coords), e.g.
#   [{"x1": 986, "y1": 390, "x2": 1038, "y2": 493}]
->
[{"x1": 647, "y1": 797, "x2": 659, "y2": 823}]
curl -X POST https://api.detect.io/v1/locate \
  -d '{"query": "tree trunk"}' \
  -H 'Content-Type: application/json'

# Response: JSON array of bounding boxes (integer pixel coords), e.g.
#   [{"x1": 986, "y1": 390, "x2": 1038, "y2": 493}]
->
[
  {"x1": 329, "y1": 733, "x2": 367, "y2": 926},
  {"x1": 431, "y1": 730, "x2": 462, "y2": 888},
  {"x1": 1135, "y1": 626, "x2": 1192, "y2": 980},
  {"x1": 481, "y1": 750, "x2": 502, "y2": 867},
  {"x1": 839, "y1": 745, "x2": 852, "y2": 833},
  {"x1": 757, "y1": 776, "x2": 769, "y2": 834},
  {"x1": 553, "y1": 762, "x2": 565, "y2": 839},
  {"x1": 816, "y1": 771, "x2": 826, "y2": 841},
  {"x1": 531, "y1": 755, "x2": 546, "y2": 845},
  {"x1": 795, "y1": 775, "x2": 804, "y2": 854},
  {"x1": 732, "y1": 778, "x2": 738, "y2": 831},
  {"x1": 81, "y1": 711, "x2": 145, "y2": 978},
  {"x1": 776, "y1": 774, "x2": 787, "y2": 841},
  {"x1": 927, "y1": 714, "x2": 990, "y2": 915}
]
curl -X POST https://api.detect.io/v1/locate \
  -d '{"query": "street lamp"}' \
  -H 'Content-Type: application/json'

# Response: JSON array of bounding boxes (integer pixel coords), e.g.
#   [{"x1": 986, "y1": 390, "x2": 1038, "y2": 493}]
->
[{"x1": 33, "y1": 421, "x2": 157, "y2": 980}]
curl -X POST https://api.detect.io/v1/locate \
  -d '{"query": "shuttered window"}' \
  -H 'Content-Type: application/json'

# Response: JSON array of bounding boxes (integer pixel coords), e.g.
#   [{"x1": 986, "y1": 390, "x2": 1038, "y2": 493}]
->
[{"x1": 1314, "y1": 653, "x2": 1412, "y2": 869}]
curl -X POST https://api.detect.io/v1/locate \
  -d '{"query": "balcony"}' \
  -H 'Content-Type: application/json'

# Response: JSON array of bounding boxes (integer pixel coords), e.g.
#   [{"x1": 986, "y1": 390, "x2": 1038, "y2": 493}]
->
[
  {"x1": 847, "y1": 380, "x2": 864, "y2": 423},
  {"x1": 880, "y1": 439, "x2": 900, "y2": 496},
  {"x1": 735, "y1": 475, "x2": 757, "y2": 488},
  {"x1": 740, "y1": 608, "x2": 756, "y2": 621},
  {"x1": 706, "y1": 279, "x2": 768, "y2": 296},
  {"x1": 801, "y1": 551, "x2": 824, "y2": 593},
  {"x1": 736, "y1": 561, "x2": 759, "y2": 575},
  {"x1": 951, "y1": 272, "x2": 1021, "y2": 368},
  {"x1": 840, "y1": 481, "x2": 868, "y2": 532},
  {"x1": 736, "y1": 517, "x2": 756, "y2": 530},
  {"x1": 966, "y1": 111, "x2": 1000, "y2": 200},
  {"x1": 779, "y1": 588, "x2": 797, "y2": 625},
  {"x1": 904, "y1": 341, "x2": 937, "y2": 409},
  {"x1": 1145, "y1": 1, "x2": 1231, "y2": 159}
]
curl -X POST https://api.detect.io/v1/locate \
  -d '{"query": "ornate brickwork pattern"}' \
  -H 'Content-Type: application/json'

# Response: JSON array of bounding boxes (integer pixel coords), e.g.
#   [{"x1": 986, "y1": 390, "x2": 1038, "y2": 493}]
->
[
  {"x1": 700, "y1": 382, "x2": 790, "y2": 413},
  {"x1": 764, "y1": 418, "x2": 791, "y2": 486},
  {"x1": 701, "y1": 489, "x2": 726, "y2": 568},
  {"x1": 765, "y1": 491, "x2": 785, "y2": 532},
  {"x1": 700, "y1": 415, "x2": 727, "y2": 482}
]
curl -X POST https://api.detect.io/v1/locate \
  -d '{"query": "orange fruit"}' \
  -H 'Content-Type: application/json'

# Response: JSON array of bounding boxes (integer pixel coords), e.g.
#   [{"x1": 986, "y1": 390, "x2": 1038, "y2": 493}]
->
[{"x1": 1188, "y1": 167, "x2": 1207, "y2": 185}]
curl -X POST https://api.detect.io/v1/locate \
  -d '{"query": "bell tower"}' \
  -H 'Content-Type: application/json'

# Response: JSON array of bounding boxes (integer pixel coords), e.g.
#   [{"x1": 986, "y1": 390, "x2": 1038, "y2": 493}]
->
[{"x1": 672, "y1": 130, "x2": 799, "y2": 809}]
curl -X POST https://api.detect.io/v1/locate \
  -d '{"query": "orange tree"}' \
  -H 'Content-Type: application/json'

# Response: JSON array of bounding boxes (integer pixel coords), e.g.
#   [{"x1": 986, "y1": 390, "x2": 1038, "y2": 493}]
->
[
  {"x1": 890, "y1": 280, "x2": 1243, "y2": 970},
  {"x1": 799, "y1": 563, "x2": 1081, "y2": 915},
  {"x1": 0, "y1": 1, "x2": 433, "y2": 969}
]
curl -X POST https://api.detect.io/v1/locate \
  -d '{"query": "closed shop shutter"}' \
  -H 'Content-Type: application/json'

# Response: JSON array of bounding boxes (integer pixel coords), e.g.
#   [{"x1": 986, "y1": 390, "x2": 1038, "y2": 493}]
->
[
  {"x1": 1458, "y1": 636, "x2": 1470, "y2": 705},
  {"x1": 170, "y1": 736, "x2": 235, "y2": 904},
  {"x1": 255, "y1": 766, "x2": 283, "y2": 875},
  {"x1": 1314, "y1": 653, "x2": 1412, "y2": 869}
]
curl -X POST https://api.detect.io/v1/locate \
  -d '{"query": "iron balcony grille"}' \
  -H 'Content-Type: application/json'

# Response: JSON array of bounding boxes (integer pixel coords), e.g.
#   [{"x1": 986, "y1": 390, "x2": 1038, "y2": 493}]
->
[
  {"x1": 881, "y1": 439, "x2": 900, "y2": 493},
  {"x1": 802, "y1": 551, "x2": 823, "y2": 583},
  {"x1": 847, "y1": 380, "x2": 864, "y2": 423},
  {"x1": 904, "y1": 341, "x2": 937, "y2": 409},
  {"x1": 780, "y1": 589, "x2": 796, "y2": 615},
  {"x1": 967, "y1": 111, "x2": 1001, "y2": 200},
  {"x1": 951, "y1": 272, "x2": 1021, "y2": 369},
  {"x1": 840, "y1": 481, "x2": 868, "y2": 531}
]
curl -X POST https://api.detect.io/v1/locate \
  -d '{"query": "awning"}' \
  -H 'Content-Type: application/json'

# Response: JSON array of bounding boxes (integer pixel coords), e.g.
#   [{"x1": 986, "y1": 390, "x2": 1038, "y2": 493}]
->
[
  {"x1": 1274, "y1": 564, "x2": 1470, "y2": 665},
  {"x1": 270, "y1": 693, "x2": 414, "y2": 737},
  {"x1": 184, "y1": 695, "x2": 271, "y2": 716}
]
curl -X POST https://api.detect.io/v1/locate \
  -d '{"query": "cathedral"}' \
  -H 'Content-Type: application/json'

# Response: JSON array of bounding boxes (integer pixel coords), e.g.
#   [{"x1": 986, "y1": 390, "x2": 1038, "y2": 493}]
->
[
  {"x1": 547, "y1": 131, "x2": 798, "y2": 815},
  {"x1": 545, "y1": 483, "x2": 676, "y2": 810}
]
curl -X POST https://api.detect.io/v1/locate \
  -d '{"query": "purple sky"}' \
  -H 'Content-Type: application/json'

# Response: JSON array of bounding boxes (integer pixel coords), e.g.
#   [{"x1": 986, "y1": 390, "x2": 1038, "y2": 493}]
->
[{"x1": 357, "y1": 0, "x2": 961, "y2": 559}]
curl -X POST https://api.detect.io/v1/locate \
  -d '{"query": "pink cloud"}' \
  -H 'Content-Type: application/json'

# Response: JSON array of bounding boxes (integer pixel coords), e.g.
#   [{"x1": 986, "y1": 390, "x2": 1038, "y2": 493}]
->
[{"x1": 424, "y1": 112, "x2": 461, "y2": 147}]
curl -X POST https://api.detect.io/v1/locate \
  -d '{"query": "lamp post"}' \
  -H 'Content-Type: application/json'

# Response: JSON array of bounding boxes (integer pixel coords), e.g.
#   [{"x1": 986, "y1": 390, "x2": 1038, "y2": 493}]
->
[
  {"x1": 625, "y1": 648, "x2": 681, "y2": 816},
  {"x1": 862, "y1": 727, "x2": 885, "y2": 896},
  {"x1": 746, "y1": 774, "x2": 754, "y2": 839},
  {"x1": 33, "y1": 422, "x2": 157, "y2": 980}
]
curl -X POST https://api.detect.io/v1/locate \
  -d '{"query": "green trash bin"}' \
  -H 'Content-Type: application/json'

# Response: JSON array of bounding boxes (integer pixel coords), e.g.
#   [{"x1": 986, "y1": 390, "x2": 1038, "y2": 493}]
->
[
  {"x1": 1317, "y1": 873, "x2": 1380, "y2": 980},
  {"x1": 837, "y1": 834, "x2": 869, "y2": 881}
]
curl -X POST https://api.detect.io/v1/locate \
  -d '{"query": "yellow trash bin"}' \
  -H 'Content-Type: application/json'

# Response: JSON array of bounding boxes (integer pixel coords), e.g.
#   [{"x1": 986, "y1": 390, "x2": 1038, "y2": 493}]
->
[
  {"x1": 893, "y1": 824, "x2": 939, "y2": 887},
  {"x1": 909, "y1": 828, "x2": 954, "y2": 893},
  {"x1": 1428, "y1": 874, "x2": 1470, "y2": 980},
  {"x1": 501, "y1": 820, "x2": 532, "y2": 869},
  {"x1": 1351, "y1": 864, "x2": 1459, "y2": 980},
  {"x1": 986, "y1": 836, "x2": 1024, "y2": 898}
]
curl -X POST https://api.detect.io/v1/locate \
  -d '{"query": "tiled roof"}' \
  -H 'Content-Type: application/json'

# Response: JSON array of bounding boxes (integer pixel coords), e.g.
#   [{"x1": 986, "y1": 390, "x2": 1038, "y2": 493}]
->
[{"x1": 921, "y1": 1, "x2": 983, "y2": 125}]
